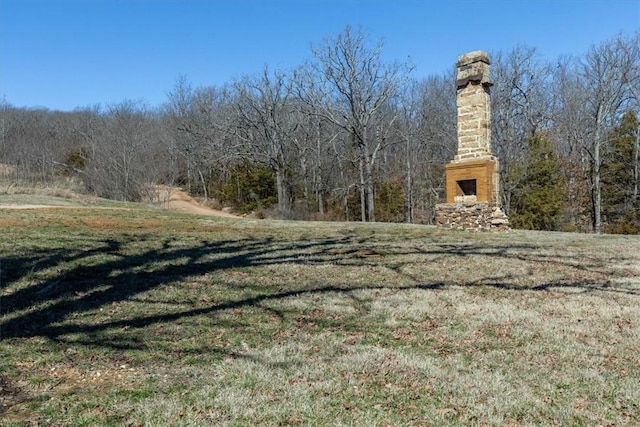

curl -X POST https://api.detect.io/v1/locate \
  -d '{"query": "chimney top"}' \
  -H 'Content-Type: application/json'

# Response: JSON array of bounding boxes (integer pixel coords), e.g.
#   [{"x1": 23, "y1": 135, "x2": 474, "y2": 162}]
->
[{"x1": 456, "y1": 51, "x2": 490, "y2": 68}]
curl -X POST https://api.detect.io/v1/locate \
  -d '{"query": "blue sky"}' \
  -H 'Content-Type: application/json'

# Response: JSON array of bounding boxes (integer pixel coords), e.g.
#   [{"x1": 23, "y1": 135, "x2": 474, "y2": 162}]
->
[{"x1": 1, "y1": 0, "x2": 638, "y2": 111}]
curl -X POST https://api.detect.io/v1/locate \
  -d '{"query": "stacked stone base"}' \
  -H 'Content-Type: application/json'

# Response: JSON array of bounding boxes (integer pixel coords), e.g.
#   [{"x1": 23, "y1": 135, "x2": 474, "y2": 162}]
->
[{"x1": 435, "y1": 202, "x2": 510, "y2": 232}]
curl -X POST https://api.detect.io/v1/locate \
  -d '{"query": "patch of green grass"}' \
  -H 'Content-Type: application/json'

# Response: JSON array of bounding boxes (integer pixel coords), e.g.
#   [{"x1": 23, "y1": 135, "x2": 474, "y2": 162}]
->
[{"x1": 1, "y1": 206, "x2": 639, "y2": 426}]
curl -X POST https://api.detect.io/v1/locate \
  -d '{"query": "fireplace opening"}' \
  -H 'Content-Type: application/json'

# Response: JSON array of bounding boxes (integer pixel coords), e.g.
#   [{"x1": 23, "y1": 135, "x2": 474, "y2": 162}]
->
[{"x1": 457, "y1": 179, "x2": 477, "y2": 196}]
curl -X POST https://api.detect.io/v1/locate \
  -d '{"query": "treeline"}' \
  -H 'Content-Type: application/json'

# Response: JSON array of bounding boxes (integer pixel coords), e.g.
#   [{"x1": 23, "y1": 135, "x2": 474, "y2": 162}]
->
[{"x1": 1, "y1": 27, "x2": 638, "y2": 233}]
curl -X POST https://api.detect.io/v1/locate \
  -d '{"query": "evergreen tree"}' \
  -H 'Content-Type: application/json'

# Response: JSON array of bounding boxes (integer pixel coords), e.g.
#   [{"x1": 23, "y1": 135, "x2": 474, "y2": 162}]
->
[
  {"x1": 509, "y1": 134, "x2": 567, "y2": 230},
  {"x1": 219, "y1": 162, "x2": 277, "y2": 214},
  {"x1": 601, "y1": 111, "x2": 639, "y2": 234}
]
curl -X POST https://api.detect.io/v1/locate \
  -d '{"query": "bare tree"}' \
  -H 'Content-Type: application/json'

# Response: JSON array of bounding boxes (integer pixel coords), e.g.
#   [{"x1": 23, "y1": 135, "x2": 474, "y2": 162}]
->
[
  {"x1": 415, "y1": 74, "x2": 457, "y2": 222},
  {"x1": 395, "y1": 75, "x2": 456, "y2": 223},
  {"x1": 83, "y1": 101, "x2": 164, "y2": 201},
  {"x1": 285, "y1": 97, "x2": 341, "y2": 218},
  {"x1": 298, "y1": 26, "x2": 414, "y2": 222},
  {"x1": 491, "y1": 46, "x2": 554, "y2": 213},
  {"x1": 579, "y1": 34, "x2": 637, "y2": 233},
  {"x1": 165, "y1": 77, "x2": 231, "y2": 200},
  {"x1": 0, "y1": 106, "x2": 73, "y2": 181},
  {"x1": 232, "y1": 66, "x2": 298, "y2": 217}
]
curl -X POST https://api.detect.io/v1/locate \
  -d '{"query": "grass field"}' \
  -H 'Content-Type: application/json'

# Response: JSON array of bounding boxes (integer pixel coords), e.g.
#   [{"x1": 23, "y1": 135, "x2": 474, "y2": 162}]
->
[{"x1": 1, "y1": 198, "x2": 639, "y2": 426}]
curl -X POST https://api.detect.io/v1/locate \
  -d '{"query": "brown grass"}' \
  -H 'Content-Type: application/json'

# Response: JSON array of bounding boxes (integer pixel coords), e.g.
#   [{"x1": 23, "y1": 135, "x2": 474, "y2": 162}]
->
[{"x1": 0, "y1": 201, "x2": 639, "y2": 426}]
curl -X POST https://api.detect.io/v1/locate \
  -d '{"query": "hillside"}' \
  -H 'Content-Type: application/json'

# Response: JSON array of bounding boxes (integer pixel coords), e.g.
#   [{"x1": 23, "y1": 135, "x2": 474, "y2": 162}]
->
[
  {"x1": 0, "y1": 186, "x2": 238, "y2": 218},
  {"x1": 1, "y1": 203, "x2": 639, "y2": 426}
]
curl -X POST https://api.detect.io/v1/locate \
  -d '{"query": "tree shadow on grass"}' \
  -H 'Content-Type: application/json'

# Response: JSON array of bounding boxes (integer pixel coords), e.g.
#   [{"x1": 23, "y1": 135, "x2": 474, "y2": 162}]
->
[{"x1": 1, "y1": 232, "x2": 638, "y2": 350}]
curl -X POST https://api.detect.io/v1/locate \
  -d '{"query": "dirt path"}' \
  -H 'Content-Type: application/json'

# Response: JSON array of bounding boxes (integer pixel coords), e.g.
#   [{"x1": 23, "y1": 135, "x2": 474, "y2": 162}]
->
[
  {"x1": 0, "y1": 204, "x2": 68, "y2": 209},
  {"x1": 159, "y1": 187, "x2": 239, "y2": 218},
  {"x1": 0, "y1": 187, "x2": 240, "y2": 218}
]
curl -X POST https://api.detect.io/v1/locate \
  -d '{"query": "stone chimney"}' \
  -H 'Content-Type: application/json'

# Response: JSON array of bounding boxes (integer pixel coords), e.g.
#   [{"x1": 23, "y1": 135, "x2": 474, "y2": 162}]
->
[
  {"x1": 454, "y1": 51, "x2": 493, "y2": 162},
  {"x1": 444, "y1": 50, "x2": 500, "y2": 205},
  {"x1": 436, "y1": 51, "x2": 509, "y2": 231}
]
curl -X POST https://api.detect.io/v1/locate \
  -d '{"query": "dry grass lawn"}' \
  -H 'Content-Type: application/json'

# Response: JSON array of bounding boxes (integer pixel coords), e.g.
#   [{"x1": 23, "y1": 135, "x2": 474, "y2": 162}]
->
[{"x1": 1, "y1": 198, "x2": 639, "y2": 426}]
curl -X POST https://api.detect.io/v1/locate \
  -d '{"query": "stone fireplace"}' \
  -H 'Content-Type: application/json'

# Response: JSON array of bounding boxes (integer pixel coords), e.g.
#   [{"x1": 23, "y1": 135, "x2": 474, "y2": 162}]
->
[{"x1": 436, "y1": 51, "x2": 509, "y2": 231}]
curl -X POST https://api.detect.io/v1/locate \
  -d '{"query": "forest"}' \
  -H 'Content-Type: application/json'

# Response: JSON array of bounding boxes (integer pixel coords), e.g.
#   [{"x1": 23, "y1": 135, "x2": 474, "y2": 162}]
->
[{"x1": 1, "y1": 27, "x2": 639, "y2": 234}]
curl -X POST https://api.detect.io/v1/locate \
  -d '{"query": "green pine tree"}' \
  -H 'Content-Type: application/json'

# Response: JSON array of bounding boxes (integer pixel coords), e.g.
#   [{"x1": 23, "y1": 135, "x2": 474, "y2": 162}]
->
[
  {"x1": 601, "y1": 111, "x2": 639, "y2": 234},
  {"x1": 220, "y1": 162, "x2": 277, "y2": 214},
  {"x1": 509, "y1": 134, "x2": 567, "y2": 231}
]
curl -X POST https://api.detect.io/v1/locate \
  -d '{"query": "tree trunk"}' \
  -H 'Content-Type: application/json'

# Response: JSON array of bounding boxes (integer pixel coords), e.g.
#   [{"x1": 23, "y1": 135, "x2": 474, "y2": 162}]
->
[
  {"x1": 593, "y1": 113, "x2": 603, "y2": 234},
  {"x1": 344, "y1": 191, "x2": 350, "y2": 221},
  {"x1": 359, "y1": 155, "x2": 367, "y2": 222},
  {"x1": 276, "y1": 166, "x2": 289, "y2": 217},
  {"x1": 365, "y1": 151, "x2": 376, "y2": 222},
  {"x1": 634, "y1": 124, "x2": 639, "y2": 203},
  {"x1": 318, "y1": 191, "x2": 324, "y2": 216},
  {"x1": 186, "y1": 159, "x2": 192, "y2": 194},
  {"x1": 406, "y1": 146, "x2": 413, "y2": 223},
  {"x1": 198, "y1": 169, "x2": 209, "y2": 203}
]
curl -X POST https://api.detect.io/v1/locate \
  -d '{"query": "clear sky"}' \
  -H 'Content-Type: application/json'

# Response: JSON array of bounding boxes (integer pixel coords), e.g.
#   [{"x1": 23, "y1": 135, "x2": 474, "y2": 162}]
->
[{"x1": 1, "y1": 0, "x2": 638, "y2": 111}]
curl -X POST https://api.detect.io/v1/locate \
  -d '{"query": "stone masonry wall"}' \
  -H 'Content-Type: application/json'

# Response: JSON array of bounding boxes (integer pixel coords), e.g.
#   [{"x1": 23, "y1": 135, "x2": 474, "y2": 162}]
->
[{"x1": 435, "y1": 202, "x2": 510, "y2": 232}]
